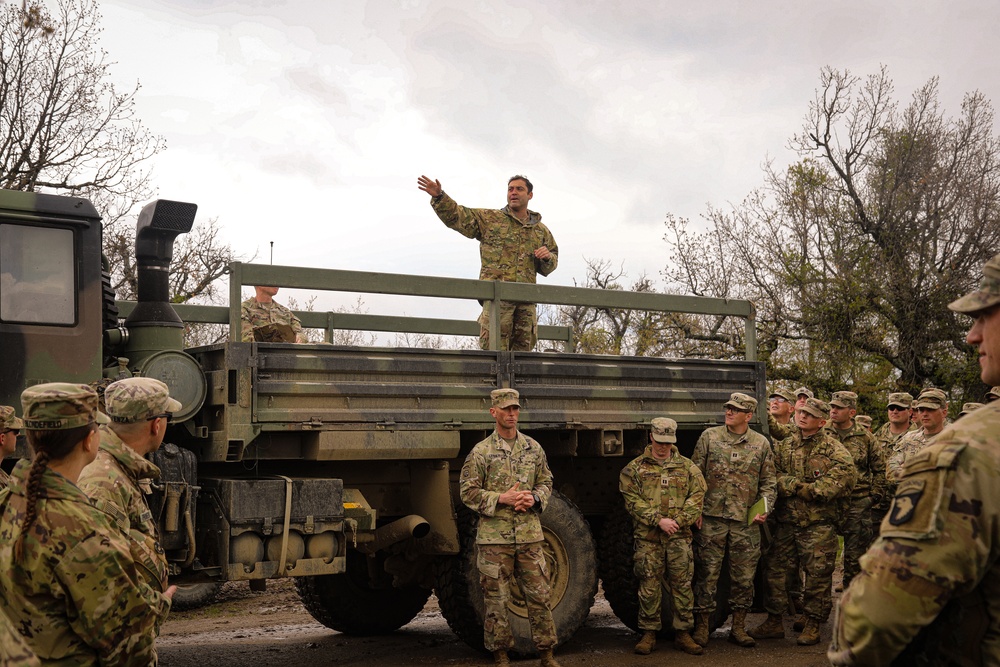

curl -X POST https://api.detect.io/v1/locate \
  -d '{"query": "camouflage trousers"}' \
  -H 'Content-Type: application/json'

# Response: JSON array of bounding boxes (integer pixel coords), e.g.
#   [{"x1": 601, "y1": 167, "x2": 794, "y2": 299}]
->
[
  {"x1": 477, "y1": 543, "x2": 555, "y2": 652},
  {"x1": 0, "y1": 613, "x2": 38, "y2": 667},
  {"x1": 634, "y1": 533, "x2": 694, "y2": 632},
  {"x1": 839, "y1": 495, "x2": 874, "y2": 588},
  {"x1": 761, "y1": 515, "x2": 802, "y2": 613},
  {"x1": 693, "y1": 516, "x2": 760, "y2": 613},
  {"x1": 478, "y1": 302, "x2": 537, "y2": 352},
  {"x1": 762, "y1": 521, "x2": 837, "y2": 622}
]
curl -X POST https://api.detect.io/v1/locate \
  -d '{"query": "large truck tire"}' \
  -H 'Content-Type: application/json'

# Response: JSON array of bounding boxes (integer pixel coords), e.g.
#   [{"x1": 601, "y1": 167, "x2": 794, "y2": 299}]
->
[
  {"x1": 297, "y1": 550, "x2": 431, "y2": 635},
  {"x1": 435, "y1": 491, "x2": 597, "y2": 654},
  {"x1": 597, "y1": 504, "x2": 730, "y2": 636},
  {"x1": 170, "y1": 581, "x2": 224, "y2": 611}
]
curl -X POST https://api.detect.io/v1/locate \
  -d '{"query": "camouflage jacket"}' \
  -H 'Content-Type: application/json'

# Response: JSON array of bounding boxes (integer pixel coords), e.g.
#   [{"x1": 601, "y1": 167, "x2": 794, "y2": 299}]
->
[
  {"x1": 830, "y1": 403, "x2": 1000, "y2": 666},
  {"x1": 826, "y1": 422, "x2": 886, "y2": 501},
  {"x1": 431, "y1": 193, "x2": 558, "y2": 284},
  {"x1": 459, "y1": 430, "x2": 553, "y2": 545},
  {"x1": 691, "y1": 425, "x2": 776, "y2": 521},
  {"x1": 772, "y1": 429, "x2": 857, "y2": 527},
  {"x1": 767, "y1": 413, "x2": 795, "y2": 442},
  {"x1": 886, "y1": 428, "x2": 938, "y2": 482},
  {"x1": 78, "y1": 427, "x2": 169, "y2": 591},
  {"x1": 0, "y1": 466, "x2": 8, "y2": 490},
  {"x1": 240, "y1": 297, "x2": 304, "y2": 343},
  {"x1": 0, "y1": 607, "x2": 39, "y2": 667},
  {"x1": 620, "y1": 445, "x2": 706, "y2": 542},
  {"x1": 0, "y1": 460, "x2": 170, "y2": 666}
]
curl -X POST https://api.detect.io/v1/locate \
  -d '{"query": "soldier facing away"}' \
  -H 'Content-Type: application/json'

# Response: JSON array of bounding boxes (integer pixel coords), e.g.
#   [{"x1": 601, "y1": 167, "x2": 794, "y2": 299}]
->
[
  {"x1": 0, "y1": 383, "x2": 175, "y2": 665},
  {"x1": 830, "y1": 251, "x2": 1000, "y2": 665},
  {"x1": 750, "y1": 397, "x2": 856, "y2": 646},
  {"x1": 0, "y1": 406, "x2": 22, "y2": 490},
  {"x1": 240, "y1": 285, "x2": 306, "y2": 343},
  {"x1": 417, "y1": 174, "x2": 558, "y2": 351},
  {"x1": 458, "y1": 389, "x2": 561, "y2": 667},
  {"x1": 691, "y1": 393, "x2": 776, "y2": 648},
  {"x1": 620, "y1": 417, "x2": 706, "y2": 656}
]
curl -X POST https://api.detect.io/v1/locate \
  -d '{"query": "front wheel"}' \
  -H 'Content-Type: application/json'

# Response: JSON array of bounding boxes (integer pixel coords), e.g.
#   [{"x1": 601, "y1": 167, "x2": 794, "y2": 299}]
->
[
  {"x1": 435, "y1": 491, "x2": 597, "y2": 654},
  {"x1": 170, "y1": 581, "x2": 224, "y2": 611}
]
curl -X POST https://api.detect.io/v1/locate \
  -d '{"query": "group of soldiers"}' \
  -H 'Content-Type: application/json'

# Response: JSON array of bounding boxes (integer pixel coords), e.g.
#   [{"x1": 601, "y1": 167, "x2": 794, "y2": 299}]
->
[{"x1": 0, "y1": 378, "x2": 182, "y2": 665}]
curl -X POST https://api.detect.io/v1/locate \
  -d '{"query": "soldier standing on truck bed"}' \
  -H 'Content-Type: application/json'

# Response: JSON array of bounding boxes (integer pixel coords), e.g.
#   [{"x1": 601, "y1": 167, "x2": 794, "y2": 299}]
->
[
  {"x1": 241, "y1": 285, "x2": 305, "y2": 343},
  {"x1": 620, "y1": 417, "x2": 706, "y2": 656},
  {"x1": 0, "y1": 406, "x2": 23, "y2": 490},
  {"x1": 417, "y1": 174, "x2": 558, "y2": 352},
  {"x1": 459, "y1": 389, "x2": 562, "y2": 667},
  {"x1": 78, "y1": 377, "x2": 181, "y2": 602},
  {"x1": 691, "y1": 393, "x2": 776, "y2": 649},
  {"x1": 830, "y1": 251, "x2": 1000, "y2": 665}
]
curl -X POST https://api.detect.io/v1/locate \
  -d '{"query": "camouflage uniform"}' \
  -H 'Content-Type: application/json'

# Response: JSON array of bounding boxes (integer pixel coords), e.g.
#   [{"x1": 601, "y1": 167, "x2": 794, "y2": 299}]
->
[
  {"x1": 762, "y1": 424, "x2": 857, "y2": 622},
  {"x1": 826, "y1": 411, "x2": 886, "y2": 587},
  {"x1": 0, "y1": 406, "x2": 22, "y2": 491},
  {"x1": 691, "y1": 423, "x2": 776, "y2": 613},
  {"x1": 886, "y1": 429, "x2": 937, "y2": 482},
  {"x1": 240, "y1": 297, "x2": 304, "y2": 343},
  {"x1": 620, "y1": 441, "x2": 706, "y2": 631},
  {"x1": 459, "y1": 396, "x2": 555, "y2": 652},
  {"x1": 830, "y1": 402, "x2": 1000, "y2": 665},
  {"x1": 430, "y1": 192, "x2": 558, "y2": 351},
  {"x1": 0, "y1": 607, "x2": 39, "y2": 667}
]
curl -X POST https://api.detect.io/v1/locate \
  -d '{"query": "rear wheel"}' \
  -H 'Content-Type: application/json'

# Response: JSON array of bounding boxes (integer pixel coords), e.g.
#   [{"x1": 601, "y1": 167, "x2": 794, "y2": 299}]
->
[
  {"x1": 297, "y1": 549, "x2": 431, "y2": 635},
  {"x1": 170, "y1": 581, "x2": 224, "y2": 611},
  {"x1": 434, "y1": 491, "x2": 597, "y2": 654}
]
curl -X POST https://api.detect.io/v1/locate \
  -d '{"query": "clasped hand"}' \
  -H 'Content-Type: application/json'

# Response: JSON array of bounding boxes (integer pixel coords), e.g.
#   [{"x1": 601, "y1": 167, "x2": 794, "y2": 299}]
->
[{"x1": 499, "y1": 482, "x2": 535, "y2": 512}]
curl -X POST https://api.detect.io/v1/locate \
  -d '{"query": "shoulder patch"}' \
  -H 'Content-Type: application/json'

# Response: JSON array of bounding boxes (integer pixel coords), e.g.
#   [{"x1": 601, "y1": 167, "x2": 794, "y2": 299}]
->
[
  {"x1": 902, "y1": 442, "x2": 966, "y2": 475},
  {"x1": 880, "y1": 448, "x2": 960, "y2": 540}
]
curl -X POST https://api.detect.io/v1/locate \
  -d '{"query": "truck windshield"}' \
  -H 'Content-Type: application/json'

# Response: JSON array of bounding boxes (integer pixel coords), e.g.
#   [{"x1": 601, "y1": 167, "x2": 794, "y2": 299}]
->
[{"x1": 0, "y1": 224, "x2": 75, "y2": 325}]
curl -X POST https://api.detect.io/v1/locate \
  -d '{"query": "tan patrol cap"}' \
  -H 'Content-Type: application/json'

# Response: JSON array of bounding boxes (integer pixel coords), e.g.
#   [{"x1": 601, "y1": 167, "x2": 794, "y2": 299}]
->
[
  {"x1": 491, "y1": 389, "x2": 520, "y2": 409},
  {"x1": 21, "y1": 383, "x2": 110, "y2": 430},
  {"x1": 912, "y1": 388, "x2": 948, "y2": 410},
  {"x1": 794, "y1": 386, "x2": 814, "y2": 399},
  {"x1": 724, "y1": 392, "x2": 758, "y2": 412},
  {"x1": 887, "y1": 392, "x2": 913, "y2": 409},
  {"x1": 104, "y1": 377, "x2": 182, "y2": 424},
  {"x1": 0, "y1": 406, "x2": 23, "y2": 430},
  {"x1": 650, "y1": 417, "x2": 678, "y2": 444},
  {"x1": 948, "y1": 253, "x2": 1000, "y2": 314},
  {"x1": 799, "y1": 397, "x2": 830, "y2": 419},
  {"x1": 769, "y1": 388, "x2": 796, "y2": 403},
  {"x1": 959, "y1": 402, "x2": 984, "y2": 418},
  {"x1": 830, "y1": 391, "x2": 858, "y2": 409},
  {"x1": 987, "y1": 387, "x2": 1000, "y2": 401},
  {"x1": 855, "y1": 415, "x2": 872, "y2": 429}
]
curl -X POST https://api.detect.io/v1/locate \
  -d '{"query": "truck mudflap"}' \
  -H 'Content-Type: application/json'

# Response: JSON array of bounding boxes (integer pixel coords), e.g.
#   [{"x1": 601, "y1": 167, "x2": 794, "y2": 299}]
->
[{"x1": 198, "y1": 476, "x2": 349, "y2": 580}]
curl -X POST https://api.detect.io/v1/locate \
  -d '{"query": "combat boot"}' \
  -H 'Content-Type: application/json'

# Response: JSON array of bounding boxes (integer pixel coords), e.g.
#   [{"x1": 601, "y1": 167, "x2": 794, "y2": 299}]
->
[
  {"x1": 634, "y1": 631, "x2": 656, "y2": 655},
  {"x1": 793, "y1": 613, "x2": 807, "y2": 632},
  {"x1": 692, "y1": 612, "x2": 710, "y2": 647},
  {"x1": 493, "y1": 650, "x2": 510, "y2": 667},
  {"x1": 673, "y1": 630, "x2": 704, "y2": 655},
  {"x1": 539, "y1": 648, "x2": 562, "y2": 667},
  {"x1": 797, "y1": 618, "x2": 821, "y2": 646},
  {"x1": 748, "y1": 613, "x2": 785, "y2": 639},
  {"x1": 728, "y1": 610, "x2": 755, "y2": 647}
]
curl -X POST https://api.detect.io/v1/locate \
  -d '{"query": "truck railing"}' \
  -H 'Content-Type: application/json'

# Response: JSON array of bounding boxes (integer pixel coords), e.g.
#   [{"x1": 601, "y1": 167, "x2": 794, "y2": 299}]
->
[{"x1": 120, "y1": 261, "x2": 758, "y2": 358}]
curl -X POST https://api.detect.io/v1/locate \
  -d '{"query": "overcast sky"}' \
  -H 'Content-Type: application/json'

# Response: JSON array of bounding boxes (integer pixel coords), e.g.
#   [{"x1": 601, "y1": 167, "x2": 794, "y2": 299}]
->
[{"x1": 95, "y1": 0, "x2": 1000, "y2": 322}]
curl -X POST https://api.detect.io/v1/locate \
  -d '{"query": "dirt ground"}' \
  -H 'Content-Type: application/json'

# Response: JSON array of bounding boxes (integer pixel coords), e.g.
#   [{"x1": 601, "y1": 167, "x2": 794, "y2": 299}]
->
[{"x1": 158, "y1": 580, "x2": 833, "y2": 667}]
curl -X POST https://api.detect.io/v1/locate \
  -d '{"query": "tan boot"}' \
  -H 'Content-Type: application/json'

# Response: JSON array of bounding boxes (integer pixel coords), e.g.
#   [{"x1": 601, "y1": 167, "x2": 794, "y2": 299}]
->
[
  {"x1": 539, "y1": 648, "x2": 562, "y2": 667},
  {"x1": 634, "y1": 631, "x2": 656, "y2": 655},
  {"x1": 673, "y1": 630, "x2": 704, "y2": 655},
  {"x1": 793, "y1": 614, "x2": 807, "y2": 632},
  {"x1": 493, "y1": 650, "x2": 510, "y2": 667},
  {"x1": 797, "y1": 618, "x2": 821, "y2": 646},
  {"x1": 728, "y1": 610, "x2": 755, "y2": 647},
  {"x1": 748, "y1": 613, "x2": 785, "y2": 639},
  {"x1": 692, "y1": 612, "x2": 710, "y2": 647}
]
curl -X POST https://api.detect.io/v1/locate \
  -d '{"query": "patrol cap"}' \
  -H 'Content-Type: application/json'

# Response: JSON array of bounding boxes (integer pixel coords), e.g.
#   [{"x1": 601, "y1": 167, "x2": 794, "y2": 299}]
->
[
  {"x1": 948, "y1": 253, "x2": 1000, "y2": 314},
  {"x1": 830, "y1": 391, "x2": 858, "y2": 409},
  {"x1": 768, "y1": 388, "x2": 796, "y2": 403},
  {"x1": 724, "y1": 392, "x2": 758, "y2": 412},
  {"x1": 887, "y1": 392, "x2": 913, "y2": 409},
  {"x1": 798, "y1": 397, "x2": 830, "y2": 419},
  {"x1": 650, "y1": 417, "x2": 677, "y2": 444},
  {"x1": 987, "y1": 387, "x2": 1000, "y2": 401},
  {"x1": 21, "y1": 383, "x2": 110, "y2": 430},
  {"x1": 0, "y1": 406, "x2": 23, "y2": 430},
  {"x1": 794, "y1": 386, "x2": 814, "y2": 399},
  {"x1": 855, "y1": 415, "x2": 872, "y2": 429},
  {"x1": 104, "y1": 377, "x2": 182, "y2": 424},
  {"x1": 959, "y1": 402, "x2": 984, "y2": 418},
  {"x1": 491, "y1": 388, "x2": 520, "y2": 409},
  {"x1": 912, "y1": 388, "x2": 948, "y2": 410}
]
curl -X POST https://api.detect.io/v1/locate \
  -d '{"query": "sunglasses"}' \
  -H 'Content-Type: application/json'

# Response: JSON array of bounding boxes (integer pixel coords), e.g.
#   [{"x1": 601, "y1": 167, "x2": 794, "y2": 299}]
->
[
  {"x1": 887, "y1": 406, "x2": 909, "y2": 412},
  {"x1": 1, "y1": 428, "x2": 18, "y2": 435},
  {"x1": 724, "y1": 406, "x2": 752, "y2": 414},
  {"x1": 146, "y1": 412, "x2": 173, "y2": 422}
]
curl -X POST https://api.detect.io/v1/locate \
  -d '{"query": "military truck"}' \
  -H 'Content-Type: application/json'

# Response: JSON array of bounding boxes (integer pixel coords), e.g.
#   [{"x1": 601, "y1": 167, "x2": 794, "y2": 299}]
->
[{"x1": 0, "y1": 191, "x2": 765, "y2": 653}]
